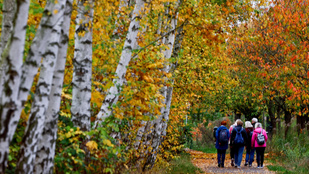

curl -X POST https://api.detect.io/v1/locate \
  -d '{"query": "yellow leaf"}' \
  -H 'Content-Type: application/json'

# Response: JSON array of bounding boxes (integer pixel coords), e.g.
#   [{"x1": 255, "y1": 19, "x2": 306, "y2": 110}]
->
[
  {"x1": 86, "y1": 141, "x2": 98, "y2": 151},
  {"x1": 166, "y1": 73, "x2": 172, "y2": 78},
  {"x1": 103, "y1": 139, "x2": 114, "y2": 147},
  {"x1": 65, "y1": 132, "x2": 72, "y2": 138}
]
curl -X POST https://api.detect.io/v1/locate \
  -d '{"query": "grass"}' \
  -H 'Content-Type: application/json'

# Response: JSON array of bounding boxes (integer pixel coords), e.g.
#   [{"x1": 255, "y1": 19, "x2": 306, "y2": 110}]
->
[
  {"x1": 267, "y1": 165, "x2": 291, "y2": 173},
  {"x1": 266, "y1": 127, "x2": 309, "y2": 174},
  {"x1": 168, "y1": 152, "x2": 202, "y2": 174},
  {"x1": 191, "y1": 144, "x2": 217, "y2": 153},
  {"x1": 187, "y1": 140, "x2": 217, "y2": 153}
]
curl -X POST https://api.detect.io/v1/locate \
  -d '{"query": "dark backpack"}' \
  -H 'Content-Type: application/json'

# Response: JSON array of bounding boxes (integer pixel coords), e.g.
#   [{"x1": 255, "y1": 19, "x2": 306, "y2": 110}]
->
[
  {"x1": 213, "y1": 127, "x2": 218, "y2": 139},
  {"x1": 249, "y1": 130, "x2": 253, "y2": 139},
  {"x1": 234, "y1": 128, "x2": 244, "y2": 145},
  {"x1": 257, "y1": 130, "x2": 265, "y2": 145},
  {"x1": 218, "y1": 129, "x2": 228, "y2": 145}
]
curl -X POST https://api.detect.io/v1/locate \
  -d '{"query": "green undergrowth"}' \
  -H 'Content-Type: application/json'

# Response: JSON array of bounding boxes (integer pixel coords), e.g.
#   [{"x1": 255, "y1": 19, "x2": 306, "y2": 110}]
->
[
  {"x1": 189, "y1": 141, "x2": 217, "y2": 153},
  {"x1": 267, "y1": 165, "x2": 291, "y2": 174},
  {"x1": 267, "y1": 128, "x2": 309, "y2": 174},
  {"x1": 167, "y1": 152, "x2": 202, "y2": 174}
]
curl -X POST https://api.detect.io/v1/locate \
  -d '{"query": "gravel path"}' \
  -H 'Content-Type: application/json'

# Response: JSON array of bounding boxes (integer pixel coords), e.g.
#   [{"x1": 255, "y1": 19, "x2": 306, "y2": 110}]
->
[{"x1": 186, "y1": 149, "x2": 276, "y2": 174}]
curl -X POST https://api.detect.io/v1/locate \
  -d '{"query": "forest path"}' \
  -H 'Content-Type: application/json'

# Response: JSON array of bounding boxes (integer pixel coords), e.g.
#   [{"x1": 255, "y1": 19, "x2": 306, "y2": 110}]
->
[{"x1": 186, "y1": 149, "x2": 276, "y2": 174}]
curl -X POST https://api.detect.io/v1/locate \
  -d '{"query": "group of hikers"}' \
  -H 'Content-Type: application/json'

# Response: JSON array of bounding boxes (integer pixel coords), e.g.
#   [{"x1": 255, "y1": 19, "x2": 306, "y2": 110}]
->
[{"x1": 214, "y1": 118, "x2": 268, "y2": 168}]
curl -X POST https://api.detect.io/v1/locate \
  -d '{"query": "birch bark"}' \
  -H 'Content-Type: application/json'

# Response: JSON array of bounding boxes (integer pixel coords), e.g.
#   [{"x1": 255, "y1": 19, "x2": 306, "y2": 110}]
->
[
  {"x1": 95, "y1": 0, "x2": 147, "y2": 126},
  {"x1": 71, "y1": 0, "x2": 94, "y2": 131},
  {"x1": 15, "y1": 1, "x2": 66, "y2": 173},
  {"x1": 0, "y1": 0, "x2": 30, "y2": 172},
  {"x1": 0, "y1": 0, "x2": 16, "y2": 55},
  {"x1": 143, "y1": 2, "x2": 181, "y2": 169},
  {"x1": 0, "y1": 0, "x2": 16, "y2": 98},
  {"x1": 34, "y1": 1, "x2": 73, "y2": 173}
]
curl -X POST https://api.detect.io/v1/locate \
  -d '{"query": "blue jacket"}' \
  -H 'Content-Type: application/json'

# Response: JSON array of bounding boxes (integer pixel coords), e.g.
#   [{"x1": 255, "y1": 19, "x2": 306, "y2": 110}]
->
[{"x1": 215, "y1": 125, "x2": 230, "y2": 150}]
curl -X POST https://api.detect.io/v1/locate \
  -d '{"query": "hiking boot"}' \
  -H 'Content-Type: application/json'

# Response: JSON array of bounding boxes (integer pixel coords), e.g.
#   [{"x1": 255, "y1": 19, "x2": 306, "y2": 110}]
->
[
  {"x1": 218, "y1": 164, "x2": 221, "y2": 167},
  {"x1": 244, "y1": 162, "x2": 248, "y2": 166},
  {"x1": 249, "y1": 164, "x2": 252, "y2": 167},
  {"x1": 260, "y1": 166, "x2": 264, "y2": 168},
  {"x1": 221, "y1": 163, "x2": 224, "y2": 168},
  {"x1": 231, "y1": 159, "x2": 234, "y2": 166},
  {"x1": 237, "y1": 166, "x2": 241, "y2": 169}
]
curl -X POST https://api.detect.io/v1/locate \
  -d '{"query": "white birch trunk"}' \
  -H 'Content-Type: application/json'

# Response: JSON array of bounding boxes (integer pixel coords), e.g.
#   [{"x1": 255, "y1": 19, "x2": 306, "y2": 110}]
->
[
  {"x1": 15, "y1": 1, "x2": 66, "y2": 173},
  {"x1": 0, "y1": 0, "x2": 30, "y2": 172},
  {"x1": 71, "y1": 0, "x2": 94, "y2": 131},
  {"x1": 0, "y1": 0, "x2": 16, "y2": 98},
  {"x1": 143, "y1": 3, "x2": 180, "y2": 169},
  {"x1": 0, "y1": 0, "x2": 16, "y2": 54},
  {"x1": 34, "y1": 1, "x2": 73, "y2": 173},
  {"x1": 95, "y1": 0, "x2": 146, "y2": 127}
]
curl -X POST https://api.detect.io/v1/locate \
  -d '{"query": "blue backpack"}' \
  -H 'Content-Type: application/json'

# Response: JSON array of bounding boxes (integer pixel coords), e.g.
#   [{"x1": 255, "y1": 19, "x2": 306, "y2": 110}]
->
[
  {"x1": 234, "y1": 128, "x2": 244, "y2": 145},
  {"x1": 218, "y1": 129, "x2": 228, "y2": 145}
]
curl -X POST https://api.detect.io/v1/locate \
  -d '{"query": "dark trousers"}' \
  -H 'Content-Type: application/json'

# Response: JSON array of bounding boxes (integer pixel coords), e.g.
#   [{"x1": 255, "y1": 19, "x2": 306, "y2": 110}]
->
[
  {"x1": 230, "y1": 145, "x2": 235, "y2": 159},
  {"x1": 217, "y1": 149, "x2": 226, "y2": 166},
  {"x1": 256, "y1": 147, "x2": 266, "y2": 167}
]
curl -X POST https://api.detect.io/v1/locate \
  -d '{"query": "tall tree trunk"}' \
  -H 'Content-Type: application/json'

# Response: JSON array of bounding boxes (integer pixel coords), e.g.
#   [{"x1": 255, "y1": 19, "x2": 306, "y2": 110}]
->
[
  {"x1": 0, "y1": 0, "x2": 30, "y2": 172},
  {"x1": 143, "y1": 2, "x2": 180, "y2": 169},
  {"x1": 95, "y1": 0, "x2": 147, "y2": 126},
  {"x1": 276, "y1": 105, "x2": 282, "y2": 134},
  {"x1": 306, "y1": 114, "x2": 309, "y2": 136},
  {"x1": 0, "y1": 0, "x2": 15, "y2": 54},
  {"x1": 0, "y1": 0, "x2": 16, "y2": 98},
  {"x1": 15, "y1": 1, "x2": 66, "y2": 173},
  {"x1": 267, "y1": 100, "x2": 276, "y2": 135},
  {"x1": 284, "y1": 109, "x2": 292, "y2": 139},
  {"x1": 297, "y1": 114, "x2": 301, "y2": 136},
  {"x1": 71, "y1": 0, "x2": 94, "y2": 132},
  {"x1": 34, "y1": 1, "x2": 73, "y2": 173}
]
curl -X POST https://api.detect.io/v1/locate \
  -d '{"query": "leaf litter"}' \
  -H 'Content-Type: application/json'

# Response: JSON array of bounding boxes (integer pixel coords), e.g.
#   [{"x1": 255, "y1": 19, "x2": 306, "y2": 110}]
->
[{"x1": 185, "y1": 149, "x2": 276, "y2": 174}]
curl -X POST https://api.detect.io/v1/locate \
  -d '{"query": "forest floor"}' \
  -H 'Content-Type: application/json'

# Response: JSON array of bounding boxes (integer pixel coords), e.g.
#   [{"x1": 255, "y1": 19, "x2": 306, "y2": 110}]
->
[{"x1": 186, "y1": 149, "x2": 276, "y2": 174}]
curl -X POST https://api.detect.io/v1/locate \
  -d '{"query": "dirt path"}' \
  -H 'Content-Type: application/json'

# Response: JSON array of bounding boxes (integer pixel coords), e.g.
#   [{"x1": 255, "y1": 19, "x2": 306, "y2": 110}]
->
[{"x1": 186, "y1": 149, "x2": 275, "y2": 174}]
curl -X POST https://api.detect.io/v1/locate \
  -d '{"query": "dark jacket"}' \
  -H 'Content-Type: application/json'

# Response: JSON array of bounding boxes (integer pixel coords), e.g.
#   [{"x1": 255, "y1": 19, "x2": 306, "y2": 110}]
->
[
  {"x1": 245, "y1": 127, "x2": 254, "y2": 150},
  {"x1": 215, "y1": 125, "x2": 230, "y2": 150},
  {"x1": 231, "y1": 125, "x2": 248, "y2": 147}
]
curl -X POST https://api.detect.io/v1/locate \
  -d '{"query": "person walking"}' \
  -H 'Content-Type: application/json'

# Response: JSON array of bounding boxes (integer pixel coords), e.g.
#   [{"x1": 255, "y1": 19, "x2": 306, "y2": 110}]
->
[
  {"x1": 231, "y1": 120, "x2": 248, "y2": 168},
  {"x1": 215, "y1": 121, "x2": 230, "y2": 168},
  {"x1": 251, "y1": 123, "x2": 268, "y2": 168},
  {"x1": 244, "y1": 121, "x2": 254, "y2": 167},
  {"x1": 229, "y1": 119, "x2": 240, "y2": 166},
  {"x1": 252, "y1": 118, "x2": 258, "y2": 129}
]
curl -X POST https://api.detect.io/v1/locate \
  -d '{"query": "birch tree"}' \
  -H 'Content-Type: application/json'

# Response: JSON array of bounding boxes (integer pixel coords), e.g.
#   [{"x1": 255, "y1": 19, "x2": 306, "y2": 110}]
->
[
  {"x1": 15, "y1": 1, "x2": 67, "y2": 173},
  {"x1": 0, "y1": 0, "x2": 30, "y2": 171},
  {"x1": 0, "y1": 0, "x2": 16, "y2": 98},
  {"x1": 0, "y1": 0, "x2": 16, "y2": 55},
  {"x1": 34, "y1": 0, "x2": 73, "y2": 173},
  {"x1": 143, "y1": 1, "x2": 181, "y2": 169},
  {"x1": 95, "y1": 0, "x2": 147, "y2": 126},
  {"x1": 71, "y1": 0, "x2": 94, "y2": 131}
]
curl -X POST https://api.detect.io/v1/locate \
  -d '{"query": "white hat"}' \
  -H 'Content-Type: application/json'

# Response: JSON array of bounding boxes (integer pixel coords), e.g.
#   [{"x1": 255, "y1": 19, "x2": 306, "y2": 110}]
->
[
  {"x1": 255, "y1": 122, "x2": 262, "y2": 129},
  {"x1": 245, "y1": 121, "x2": 253, "y2": 128},
  {"x1": 252, "y1": 118, "x2": 258, "y2": 123}
]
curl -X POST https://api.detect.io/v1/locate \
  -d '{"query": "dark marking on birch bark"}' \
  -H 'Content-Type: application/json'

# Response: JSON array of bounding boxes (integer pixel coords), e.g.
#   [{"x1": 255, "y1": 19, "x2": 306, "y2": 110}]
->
[
  {"x1": 132, "y1": 25, "x2": 139, "y2": 31},
  {"x1": 81, "y1": 39, "x2": 92, "y2": 45},
  {"x1": 125, "y1": 45, "x2": 132, "y2": 50}
]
